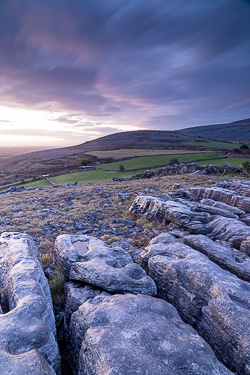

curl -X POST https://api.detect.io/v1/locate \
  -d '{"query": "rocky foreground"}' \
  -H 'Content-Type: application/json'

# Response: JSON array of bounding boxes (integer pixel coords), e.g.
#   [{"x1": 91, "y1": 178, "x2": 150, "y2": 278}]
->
[{"x1": 0, "y1": 177, "x2": 250, "y2": 374}]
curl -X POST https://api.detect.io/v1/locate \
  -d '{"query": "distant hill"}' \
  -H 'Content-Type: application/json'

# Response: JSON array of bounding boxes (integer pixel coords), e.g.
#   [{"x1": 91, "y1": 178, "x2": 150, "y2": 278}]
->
[
  {"x1": 0, "y1": 117, "x2": 249, "y2": 179},
  {"x1": 175, "y1": 118, "x2": 250, "y2": 143}
]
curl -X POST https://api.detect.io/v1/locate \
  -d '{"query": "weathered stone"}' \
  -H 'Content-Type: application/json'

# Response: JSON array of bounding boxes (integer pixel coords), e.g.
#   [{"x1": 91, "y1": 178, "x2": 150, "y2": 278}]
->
[
  {"x1": 54, "y1": 234, "x2": 92, "y2": 279},
  {"x1": 208, "y1": 217, "x2": 250, "y2": 251},
  {"x1": 55, "y1": 235, "x2": 132, "y2": 280},
  {"x1": 70, "y1": 293, "x2": 232, "y2": 375},
  {"x1": 129, "y1": 196, "x2": 210, "y2": 234},
  {"x1": 194, "y1": 203, "x2": 238, "y2": 219},
  {"x1": 192, "y1": 187, "x2": 250, "y2": 213},
  {"x1": 56, "y1": 234, "x2": 157, "y2": 295},
  {"x1": 64, "y1": 282, "x2": 110, "y2": 340},
  {"x1": 200, "y1": 198, "x2": 245, "y2": 216},
  {"x1": 140, "y1": 233, "x2": 177, "y2": 272},
  {"x1": 0, "y1": 232, "x2": 60, "y2": 374},
  {"x1": 148, "y1": 242, "x2": 250, "y2": 374},
  {"x1": 184, "y1": 234, "x2": 250, "y2": 282},
  {"x1": 70, "y1": 259, "x2": 157, "y2": 295},
  {"x1": 0, "y1": 350, "x2": 56, "y2": 375},
  {"x1": 241, "y1": 237, "x2": 250, "y2": 255}
]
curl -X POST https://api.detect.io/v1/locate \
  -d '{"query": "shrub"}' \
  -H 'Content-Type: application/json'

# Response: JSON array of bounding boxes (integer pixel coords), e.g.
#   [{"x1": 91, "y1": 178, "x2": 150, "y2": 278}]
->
[
  {"x1": 81, "y1": 159, "x2": 91, "y2": 166},
  {"x1": 242, "y1": 160, "x2": 250, "y2": 173},
  {"x1": 233, "y1": 148, "x2": 241, "y2": 153},
  {"x1": 240, "y1": 144, "x2": 249, "y2": 150},
  {"x1": 119, "y1": 164, "x2": 125, "y2": 172},
  {"x1": 169, "y1": 158, "x2": 179, "y2": 165}
]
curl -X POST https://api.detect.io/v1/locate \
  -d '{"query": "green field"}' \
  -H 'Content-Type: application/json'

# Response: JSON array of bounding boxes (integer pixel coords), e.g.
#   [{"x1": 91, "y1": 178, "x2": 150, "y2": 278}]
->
[
  {"x1": 183, "y1": 141, "x2": 244, "y2": 150},
  {"x1": 85, "y1": 149, "x2": 204, "y2": 160},
  {"x1": 200, "y1": 158, "x2": 248, "y2": 167},
  {"x1": 23, "y1": 153, "x2": 248, "y2": 188},
  {"x1": 98, "y1": 152, "x2": 220, "y2": 170},
  {"x1": 24, "y1": 169, "x2": 147, "y2": 187}
]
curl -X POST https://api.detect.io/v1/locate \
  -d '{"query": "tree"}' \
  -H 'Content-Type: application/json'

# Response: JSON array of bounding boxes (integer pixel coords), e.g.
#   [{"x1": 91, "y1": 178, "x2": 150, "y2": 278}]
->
[
  {"x1": 119, "y1": 164, "x2": 125, "y2": 172},
  {"x1": 240, "y1": 144, "x2": 249, "y2": 150}
]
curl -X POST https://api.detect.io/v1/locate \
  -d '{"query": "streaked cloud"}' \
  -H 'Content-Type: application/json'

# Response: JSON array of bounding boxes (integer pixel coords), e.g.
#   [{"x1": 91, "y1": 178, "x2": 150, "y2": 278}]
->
[{"x1": 0, "y1": 0, "x2": 249, "y2": 146}]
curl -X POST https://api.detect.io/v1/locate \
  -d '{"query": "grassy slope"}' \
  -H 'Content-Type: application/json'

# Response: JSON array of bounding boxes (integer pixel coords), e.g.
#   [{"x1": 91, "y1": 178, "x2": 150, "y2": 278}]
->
[
  {"x1": 98, "y1": 152, "x2": 220, "y2": 170},
  {"x1": 201, "y1": 158, "x2": 248, "y2": 167},
  {"x1": 4, "y1": 174, "x2": 246, "y2": 254},
  {"x1": 25, "y1": 169, "x2": 146, "y2": 187},
  {"x1": 183, "y1": 141, "x2": 240, "y2": 150},
  {"x1": 24, "y1": 152, "x2": 220, "y2": 187},
  {"x1": 85, "y1": 149, "x2": 207, "y2": 159}
]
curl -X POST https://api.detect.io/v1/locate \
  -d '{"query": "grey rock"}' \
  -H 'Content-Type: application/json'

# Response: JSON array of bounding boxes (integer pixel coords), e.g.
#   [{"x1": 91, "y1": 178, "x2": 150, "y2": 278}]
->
[
  {"x1": 200, "y1": 198, "x2": 245, "y2": 216},
  {"x1": 0, "y1": 350, "x2": 56, "y2": 375},
  {"x1": 194, "y1": 203, "x2": 238, "y2": 219},
  {"x1": 184, "y1": 234, "x2": 250, "y2": 282},
  {"x1": 208, "y1": 217, "x2": 250, "y2": 251},
  {"x1": 241, "y1": 237, "x2": 250, "y2": 255},
  {"x1": 140, "y1": 233, "x2": 177, "y2": 272},
  {"x1": 70, "y1": 259, "x2": 157, "y2": 296},
  {"x1": 64, "y1": 282, "x2": 110, "y2": 341},
  {"x1": 148, "y1": 242, "x2": 250, "y2": 374},
  {"x1": 129, "y1": 196, "x2": 210, "y2": 234},
  {"x1": 54, "y1": 234, "x2": 92, "y2": 279},
  {"x1": 192, "y1": 187, "x2": 250, "y2": 213},
  {"x1": 0, "y1": 232, "x2": 60, "y2": 374},
  {"x1": 56, "y1": 234, "x2": 156, "y2": 295},
  {"x1": 69, "y1": 293, "x2": 232, "y2": 375}
]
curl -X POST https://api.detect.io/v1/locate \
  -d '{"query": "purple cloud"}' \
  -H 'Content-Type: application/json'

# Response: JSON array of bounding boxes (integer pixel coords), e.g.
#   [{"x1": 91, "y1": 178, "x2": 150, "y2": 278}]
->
[{"x1": 0, "y1": 0, "x2": 249, "y2": 139}]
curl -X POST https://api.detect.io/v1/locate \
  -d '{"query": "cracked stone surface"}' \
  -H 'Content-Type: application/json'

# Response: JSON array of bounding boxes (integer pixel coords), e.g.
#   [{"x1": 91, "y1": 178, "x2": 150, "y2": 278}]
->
[
  {"x1": 148, "y1": 240, "x2": 250, "y2": 375},
  {"x1": 69, "y1": 293, "x2": 232, "y2": 375},
  {"x1": 0, "y1": 232, "x2": 60, "y2": 375}
]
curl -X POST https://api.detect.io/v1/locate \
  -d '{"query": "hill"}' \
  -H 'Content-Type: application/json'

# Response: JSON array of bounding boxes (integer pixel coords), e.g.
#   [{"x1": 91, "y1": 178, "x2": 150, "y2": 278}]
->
[
  {"x1": 0, "y1": 117, "x2": 249, "y2": 186},
  {"x1": 175, "y1": 118, "x2": 250, "y2": 142}
]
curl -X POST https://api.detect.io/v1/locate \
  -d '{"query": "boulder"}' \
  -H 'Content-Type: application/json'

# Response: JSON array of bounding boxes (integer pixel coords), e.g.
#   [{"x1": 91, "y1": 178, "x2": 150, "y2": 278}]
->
[
  {"x1": 56, "y1": 234, "x2": 157, "y2": 296},
  {"x1": 70, "y1": 259, "x2": 157, "y2": 295},
  {"x1": 0, "y1": 232, "x2": 60, "y2": 374},
  {"x1": 69, "y1": 293, "x2": 232, "y2": 375},
  {"x1": 183, "y1": 234, "x2": 250, "y2": 282},
  {"x1": 208, "y1": 217, "x2": 250, "y2": 251},
  {"x1": 192, "y1": 187, "x2": 250, "y2": 213},
  {"x1": 148, "y1": 242, "x2": 250, "y2": 375},
  {"x1": 200, "y1": 198, "x2": 245, "y2": 215},
  {"x1": 55, "y1": 234, "x2": 92, "y2": 280},
  {"x1": 129, "y1": 196, "x2": 211, "y2": 234},
  {"x1": 0, "y1": 350, "x2": 56, "y2": 375},
  {"x1": 140, "y1": 233, "x2": 177, "y2": 272},
  {"x1": 194, "y1": 203, "x2": 238, "y2": 219},
  {"x1": 64, "y1": 282, "x2": 110, "y2": 340}
]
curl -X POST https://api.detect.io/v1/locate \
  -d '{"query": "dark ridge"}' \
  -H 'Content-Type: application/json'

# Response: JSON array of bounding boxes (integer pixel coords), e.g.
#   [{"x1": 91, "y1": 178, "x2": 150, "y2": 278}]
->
[{"x1": 175, "y1": 118, "x2": 250, "y2": 142}]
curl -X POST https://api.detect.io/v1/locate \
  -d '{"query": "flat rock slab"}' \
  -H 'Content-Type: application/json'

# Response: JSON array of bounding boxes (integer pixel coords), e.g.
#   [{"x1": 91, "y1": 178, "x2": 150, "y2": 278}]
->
[
  {"x1": 0, "y1": 350, "x2": 56, "y2": 375},
  {"x1": 129, "y1": 196, "x2": 210, "y2": 234},
  {"x1": 0, "y1": 232, "x2": 60, "y2": 375},
  {"x1": 183, "y1": 234, "x2": 250, "y2": 282},
  {"x1": 148, "y1": 242, "x2": 250, "y2": 375},
  {"x1": 208, "y1": 216, "x2": 250, "y2": 251},
  {"x1": 70, "y1": 293, "x2": 232, "y2": 375},
  {"x1": 55, "y1": 235, "x2": 132, "y2": 280},
  {"x1": 140, "y1": 233, "x2": 178, "y2": 272},
  {"x1": 200, "y1": 198, "x2": 245, "y2": 216},
  {"x1": 56, "y1": 234, "x2": 156, "y2": 296},
  {"x1": 191, "y1": 187, "x2": 250, "y2": 213},
  {"x1": 64, "y1": 282, "x2": 110, "y2": 339},
  {"x1": 70, "y1": 259, "x2": 157, "y2": 295}
]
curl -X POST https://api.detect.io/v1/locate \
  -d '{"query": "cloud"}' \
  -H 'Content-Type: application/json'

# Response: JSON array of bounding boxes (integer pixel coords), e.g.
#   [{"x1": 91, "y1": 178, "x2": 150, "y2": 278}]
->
[{"x1": 0, "y1": 0, "x2": 249, "y2": 144}]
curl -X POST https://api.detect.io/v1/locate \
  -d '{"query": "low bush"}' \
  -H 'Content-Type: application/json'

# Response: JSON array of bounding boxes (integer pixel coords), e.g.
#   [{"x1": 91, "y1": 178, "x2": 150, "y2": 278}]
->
[
  {"x1": 242, "y1": 160, "x2": 250, "y2": 173},
  {"x1": 169, "y1": 158, "x2": 179, "y2": 165}
]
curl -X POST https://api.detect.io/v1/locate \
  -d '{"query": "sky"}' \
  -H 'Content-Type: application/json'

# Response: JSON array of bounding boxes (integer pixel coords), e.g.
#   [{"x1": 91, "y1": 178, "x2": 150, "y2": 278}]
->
[{"x1": 0, "y1": 0, "x2": 250, "y2": 148}]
